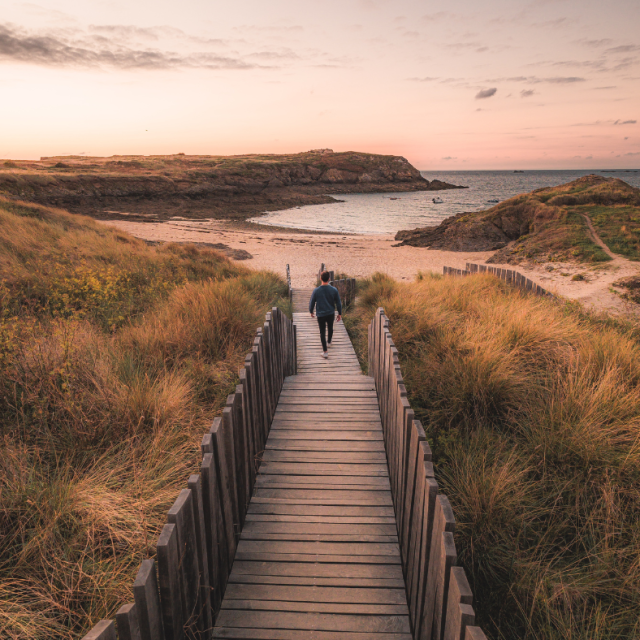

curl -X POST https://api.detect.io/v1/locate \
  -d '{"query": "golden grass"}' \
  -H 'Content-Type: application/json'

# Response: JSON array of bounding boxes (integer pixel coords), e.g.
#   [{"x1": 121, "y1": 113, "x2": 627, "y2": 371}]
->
[
  {"x1": 346, "y1": 272, "x2": 640, "y2": 639},
  {"x1": 0, "y1": 199, "x2": 288, "y2": 639}
]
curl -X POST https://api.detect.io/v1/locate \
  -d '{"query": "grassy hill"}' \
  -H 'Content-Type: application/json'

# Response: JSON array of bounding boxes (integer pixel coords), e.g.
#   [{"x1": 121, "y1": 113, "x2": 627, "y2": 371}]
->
[
  {"x1": 395, "y1": 175, "x2": 640, "y2": 264},
  {"x1": 346, "y1": 272, "x2": 640, "y2": 640},
  {"x1": 0, "y1": 198, "x2": 288, "y2": 639},
  {"x1": 0, "y1": 151, "x2": 461, "y2": 223}
]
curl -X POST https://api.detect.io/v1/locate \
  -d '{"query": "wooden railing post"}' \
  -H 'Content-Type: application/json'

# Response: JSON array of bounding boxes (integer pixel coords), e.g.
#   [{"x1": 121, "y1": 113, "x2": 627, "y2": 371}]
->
[
  {"x1": 81, "y1": 302, "x2": 297, "y2": 640},
  {"x1": 367, "y1": 308, "x2": 488, "y2": 640}
]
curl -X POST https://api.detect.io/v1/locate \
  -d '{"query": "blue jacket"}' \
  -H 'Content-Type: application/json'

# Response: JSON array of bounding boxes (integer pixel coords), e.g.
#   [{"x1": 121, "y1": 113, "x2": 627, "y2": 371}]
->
[{"x1": 309, "y1": 285, "x2": 342, "y2": 318}]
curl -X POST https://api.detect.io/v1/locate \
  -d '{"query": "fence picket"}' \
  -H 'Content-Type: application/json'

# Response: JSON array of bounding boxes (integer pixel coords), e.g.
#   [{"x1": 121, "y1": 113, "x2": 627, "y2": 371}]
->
[
  {"x1": 157, "y1": 524, "x2": 184, "y2": 640},
  {"x1": 116, "y1": 603, "x2": 142, "y2": 640},
  {"x1": 133, "y1": 559, "x2": 165, "y2": 640}
]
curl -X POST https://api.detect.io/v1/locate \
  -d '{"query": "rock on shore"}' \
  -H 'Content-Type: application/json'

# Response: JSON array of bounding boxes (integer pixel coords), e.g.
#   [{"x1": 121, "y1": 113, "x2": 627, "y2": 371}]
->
[{"x1": 395, "y1": 175, "x2": 640, "y2": 263}]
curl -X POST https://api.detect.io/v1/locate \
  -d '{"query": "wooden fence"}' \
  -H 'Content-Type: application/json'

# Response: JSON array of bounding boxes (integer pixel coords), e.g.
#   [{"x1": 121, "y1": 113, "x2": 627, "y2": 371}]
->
[
  {"x1": 330, "y1": 277, "x2": 357, "y2": 308},
  {"x1": 82, "y1": 307, "x2": 296, "y2": 640},
  {"x1": 443, "y1": 262, "x2": 553, "y2": 297},
  {"x1": 368, "y1": 308, "x2": 487, "y2": 640},
  {"x1": 316, "y1": 262, "x2": 357, "y2": 308}
]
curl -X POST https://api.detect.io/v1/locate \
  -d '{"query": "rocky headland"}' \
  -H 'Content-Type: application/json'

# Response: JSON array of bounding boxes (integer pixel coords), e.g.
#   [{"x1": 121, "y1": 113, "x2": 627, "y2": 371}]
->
[
  {"x1": 0, "y1": 150, "x2": 464, "y2": 222},
  {"x1": 395, "y1": 175, "x2": 640, "y2": 264}
]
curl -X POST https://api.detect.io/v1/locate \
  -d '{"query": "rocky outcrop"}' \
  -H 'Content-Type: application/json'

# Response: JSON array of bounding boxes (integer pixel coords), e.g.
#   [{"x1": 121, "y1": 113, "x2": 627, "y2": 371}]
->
[
  {"x1": 395, "y1": 175, "x2": 640, "y2": 263},
  {"x1": 0, "y1": 151, "x2": 465, "y2": 221}
]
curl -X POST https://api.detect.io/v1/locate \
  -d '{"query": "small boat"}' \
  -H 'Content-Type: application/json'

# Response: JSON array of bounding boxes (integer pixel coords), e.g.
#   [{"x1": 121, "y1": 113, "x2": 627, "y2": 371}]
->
[
  {"x1": 432, "y1": 197, "x2": 443, "y2": 204},
  {"x1": 390, "y1": 197, "x2": 400, "y2": 200},
  {"x1": 514, "y1": 170, "x2": 524, "y2": 173},
  {"x1": 487, "y1": 199, "x2": 499, "y2": 203}
]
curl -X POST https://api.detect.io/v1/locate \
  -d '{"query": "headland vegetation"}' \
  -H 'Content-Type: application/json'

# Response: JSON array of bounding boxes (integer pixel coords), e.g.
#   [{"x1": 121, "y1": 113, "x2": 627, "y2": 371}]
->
[
  {"x1": 395, "y1": 175, "x2": 640, "y2": 264},
  {"x1": 0, "y1": 150, "x2": 463, "y2": 224}
]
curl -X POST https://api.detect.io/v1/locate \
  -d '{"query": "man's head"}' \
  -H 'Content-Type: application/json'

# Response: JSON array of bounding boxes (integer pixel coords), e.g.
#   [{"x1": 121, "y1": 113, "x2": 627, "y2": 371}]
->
[{"x1": 320, "y1": 271, "x2": 331, "y2": 283}]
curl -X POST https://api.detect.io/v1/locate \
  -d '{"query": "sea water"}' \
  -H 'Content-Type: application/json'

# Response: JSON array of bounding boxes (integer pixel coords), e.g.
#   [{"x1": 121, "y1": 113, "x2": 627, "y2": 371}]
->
[{"x1": 249, "y1": 169, "x2": 640, "y2": 235}]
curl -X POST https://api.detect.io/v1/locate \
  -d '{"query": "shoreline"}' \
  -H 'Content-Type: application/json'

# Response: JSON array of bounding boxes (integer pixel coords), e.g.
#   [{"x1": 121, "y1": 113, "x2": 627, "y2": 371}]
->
[{"x1": 100, "y1": 216, "x2": 640, "y2": 317}]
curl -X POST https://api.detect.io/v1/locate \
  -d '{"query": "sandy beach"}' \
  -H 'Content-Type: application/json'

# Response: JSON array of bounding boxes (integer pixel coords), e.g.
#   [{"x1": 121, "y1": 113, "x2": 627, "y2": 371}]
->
[{"x1": 101, "y1": 217, "x2": 640, "y2": 316}]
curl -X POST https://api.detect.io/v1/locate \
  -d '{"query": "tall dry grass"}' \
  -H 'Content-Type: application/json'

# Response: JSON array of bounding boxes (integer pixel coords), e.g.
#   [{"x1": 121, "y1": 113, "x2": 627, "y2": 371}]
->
[
  {"x1": 346, "y1": 272, "x2": 640, "y2": 640},
  {"x1": 0, "y1": 199, "x2": 288, "y2": 639}
]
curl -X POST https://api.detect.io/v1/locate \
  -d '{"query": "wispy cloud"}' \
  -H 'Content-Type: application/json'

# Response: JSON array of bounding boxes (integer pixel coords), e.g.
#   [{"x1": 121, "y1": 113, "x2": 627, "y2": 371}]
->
[
  {"x1": 577, "y1": 38, "x2": 613, "y2": 48},
  {"x1": 521, "y1": 89, "x2": 535, "y2": 97},
  {"x1": 613, "y1": 119, "x2": 637, "y2": 125},
  {"x1": 0, "y1": 23, "x2": 261, "y2": 70},
  {"x1": 476, "y1": 87, "x2": 497, "y2": 99},
  {"x1": 605, "y1": 44, "x2": 640, "y2": 54},
  {"x1": 407, "y1": 76, "x2": 439, "y2": 82}
]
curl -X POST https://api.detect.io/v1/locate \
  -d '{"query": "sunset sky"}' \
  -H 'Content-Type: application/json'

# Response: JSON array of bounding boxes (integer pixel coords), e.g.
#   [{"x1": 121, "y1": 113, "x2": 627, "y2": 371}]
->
[{"x1": 1, "y1": 0, "x2": 639, "y2": 169}]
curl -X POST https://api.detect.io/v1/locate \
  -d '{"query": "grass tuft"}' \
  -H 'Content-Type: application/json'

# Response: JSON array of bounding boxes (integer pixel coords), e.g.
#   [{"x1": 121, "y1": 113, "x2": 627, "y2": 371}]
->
[
  {"x1": 348, "y1": 272, "x2": 640, "y2": 640},
  {"x1": 0, "y1": 200, "x2": 287, "y2": 638}
]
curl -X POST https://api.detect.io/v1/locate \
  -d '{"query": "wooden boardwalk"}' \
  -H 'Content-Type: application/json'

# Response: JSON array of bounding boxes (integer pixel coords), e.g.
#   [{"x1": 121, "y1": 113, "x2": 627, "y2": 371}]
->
[{"x1": 213, "y1": 288, "x2": 412, "y2": 638}]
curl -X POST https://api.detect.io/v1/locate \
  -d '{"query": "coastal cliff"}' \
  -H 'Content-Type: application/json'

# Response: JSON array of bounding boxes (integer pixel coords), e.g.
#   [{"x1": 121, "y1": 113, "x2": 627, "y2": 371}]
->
[
  {"x1": 0, "y1": 150, "x2": 464, "y2": 221},
  {"x1": 395, "y1": 175, "x2": 640, "y2": 263}
]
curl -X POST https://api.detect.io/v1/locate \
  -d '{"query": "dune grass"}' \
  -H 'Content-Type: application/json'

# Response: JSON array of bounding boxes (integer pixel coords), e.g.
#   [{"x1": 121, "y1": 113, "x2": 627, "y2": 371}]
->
[
  {"x1": 0, "y1": 198, "x2": 288, "y2": 639},
  {"x1": 345, "y1": 272, "x2": 640, "y2": 640}
]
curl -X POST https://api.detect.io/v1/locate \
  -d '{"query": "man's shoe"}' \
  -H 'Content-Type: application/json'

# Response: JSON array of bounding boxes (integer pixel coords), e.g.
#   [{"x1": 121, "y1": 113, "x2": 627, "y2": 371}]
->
[
  {"x1": 322, "y1": 351, "x2": 328, "y2": 359},
  {"x1": 328, "y1": 342, "x2": 332, "y2": 348}
]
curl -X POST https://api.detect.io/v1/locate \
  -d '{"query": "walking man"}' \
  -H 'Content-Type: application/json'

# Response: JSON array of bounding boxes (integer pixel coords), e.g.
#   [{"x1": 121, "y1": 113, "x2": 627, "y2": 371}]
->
[{"x1": 309, "y1": 271, "x2": 342, "y2": 359}]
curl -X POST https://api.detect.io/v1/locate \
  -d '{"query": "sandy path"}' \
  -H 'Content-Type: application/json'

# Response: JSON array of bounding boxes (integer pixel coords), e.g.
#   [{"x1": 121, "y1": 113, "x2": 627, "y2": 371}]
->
[{"x1": 100, "y1": 217, "x2": 640, "y2": 316}]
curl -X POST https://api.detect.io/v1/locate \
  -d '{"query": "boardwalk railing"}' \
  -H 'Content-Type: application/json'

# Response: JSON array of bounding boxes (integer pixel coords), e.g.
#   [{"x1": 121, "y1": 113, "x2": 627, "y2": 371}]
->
[
  {"x1": 443, "y1": 262, "x2": 553, "y2": 297},
  {"x1": 82, "y1": 307, "x2": 296, "y2": 640},
  {"x1": 286, "y1": 263, "x2": 292, "y2": 303},
  {"x1": 316, "y1": 262, "x2": 357, "y2": 308},
  {"x1": 329, "y1": 277, "x2": 357, "y2": 307},
  {"x1": 368, "y1": 308, "x2": 487, "y2": 640}
]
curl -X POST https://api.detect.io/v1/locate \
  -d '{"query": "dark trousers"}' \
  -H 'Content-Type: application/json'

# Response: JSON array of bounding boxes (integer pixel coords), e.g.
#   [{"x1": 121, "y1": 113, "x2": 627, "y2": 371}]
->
[{"x1": 317, "y1": 314, "x2": 334, "y2": 351}]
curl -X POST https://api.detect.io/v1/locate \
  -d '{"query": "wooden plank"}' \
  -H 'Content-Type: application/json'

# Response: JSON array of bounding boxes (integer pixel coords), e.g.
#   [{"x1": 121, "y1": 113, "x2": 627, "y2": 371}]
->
[
  {"x1": 411, "y1": 477, "x2": 438, "y2": 634},
  {"x1": 247, "y1": 503, "x2": 396, "y2": 517},
  {"x1": 81, "y1": 621, "x2": 117, "y2": 640},
  {"x1": 200, "y1": 448, "x2": 227, "y2": 605},
  {"x1": 239, "y1": 369, "x2": 257, "y2": 494},
  {"x1": 214, "y1": 610, "x2": 410, "y2": 634},
  {"x1": 241, "y1": 522, "x2": 398, "y2": 536},
  {"x1": 213, "y1": 629, "x2": 412, "y2": 640},
  {"x1": 420, "y1": 495, "x2": 456, "y2": 640},
  {"x1": 244, "y1": 514, "x2": 396, "y2": 524},
  {"x1": 230, "y1": 560, "x2": 403, "y2": 579},
  {"x1": 222, "y1": 406, "x2": 241, "y2": 530},
  {"x1": 165, "y1": 496, "x2": 200, "y2": 636},
  {"x1": 265, "y1": 441, "x2": 385, "y2": 452},
  {"x1": 116, "y1": 603, "x2": 142, "y2": 640},
  {"x1": 261, "y1": 450, "x2": 387, "y2": 462},
  {"x1": 252, "y1": 489, "x2": 393, "y2": 503},
  {"x1": 257, "y1": 462, "x2": 388, "y2": 475},
  {"x1": 187, "y1": 475, "x2": 213, "y2": 633},
  {"x1": 157, "y1": 523, "x2": 184, "y2": 640},
  {"x1": 133, "y1": 559, "x2": 165, "y2": 640},
  {"x1": 401, "y1": 420, "x2": 425, "y2": 567},
  {"x1": 233, "y1": 551, "x2": 402, "y2": 564},
  {"x1": 211, "y1": 417, "x2": 238, "y2": 563},
  {"x1": 221, "y1": 601, "x2": 408, "y2": 615},
  {"x1": 223, "y1": 584, "x2": 407, "y2": 604},
  {"x1": 227, "y1": 574, "x2": 406, "y2": 589},
  {"x1": 267, "y1": 432, "x2": 383, "y2": 442},
  {"x1": 236, "y1": 540, "x2": 399, "y2": 556},
  {"x1": 443, "y1": 567, "x2": 475, "y2": 640}
]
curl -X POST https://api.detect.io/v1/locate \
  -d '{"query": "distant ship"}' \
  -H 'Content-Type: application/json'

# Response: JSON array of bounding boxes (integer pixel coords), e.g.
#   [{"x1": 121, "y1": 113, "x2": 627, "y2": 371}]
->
[
  {"x1": 514, "y1": 170, "x2": 524, "y2": 173},
  {"x1": 432, "y1": 197, "x2": 443, "y2": 204},
  {"x1": 487, "y1": 199, "x2": 499, "y2": 203}
]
